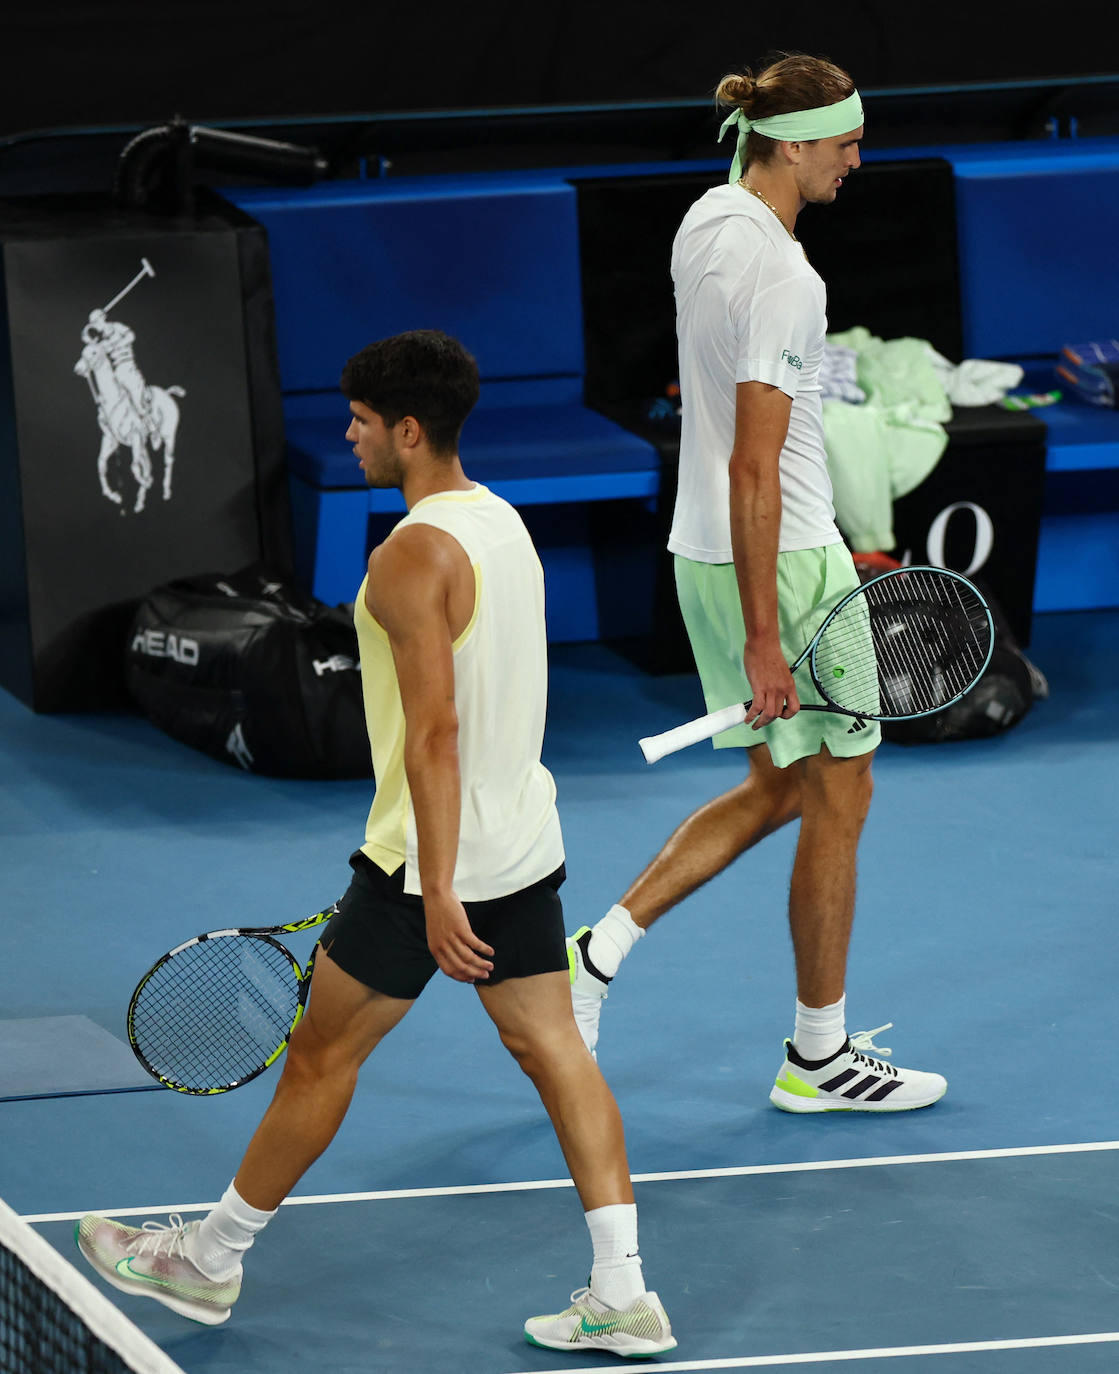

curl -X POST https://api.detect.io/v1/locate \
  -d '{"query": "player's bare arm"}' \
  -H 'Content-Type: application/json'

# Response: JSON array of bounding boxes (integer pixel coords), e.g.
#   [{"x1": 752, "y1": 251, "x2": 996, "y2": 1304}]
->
[
  {"x1": 366, "y1": 525, "x2": 495, "y2": 983},
  {"x1": 729, "y1": 379, "x2": 799, "y2": 728}
]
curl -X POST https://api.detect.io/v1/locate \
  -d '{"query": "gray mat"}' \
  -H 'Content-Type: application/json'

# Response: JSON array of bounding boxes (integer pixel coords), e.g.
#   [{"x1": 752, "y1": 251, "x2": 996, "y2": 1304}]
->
[{"x1": 0, "y1": 1015, "x2": 159, "y2": 1099}]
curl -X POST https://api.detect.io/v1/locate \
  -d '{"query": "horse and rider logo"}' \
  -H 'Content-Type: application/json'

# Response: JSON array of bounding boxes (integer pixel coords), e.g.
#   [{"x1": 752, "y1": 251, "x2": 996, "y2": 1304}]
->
[{"x1": 74, "y1": 258, "x2": 186, "y2": 514}]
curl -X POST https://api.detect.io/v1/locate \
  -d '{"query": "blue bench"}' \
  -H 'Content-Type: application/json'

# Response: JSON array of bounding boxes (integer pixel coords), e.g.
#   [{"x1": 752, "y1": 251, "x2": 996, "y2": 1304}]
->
[
  {"x1": 225, "y1": 173, "x2": 659, "y2": 639},
  {"x1": 946, "y1": 139, "x2": 1119, "y2": 612},
  {"x1": 1004, "y1": 373, "x2": 1119, "y2": 613},
  {"x1": 228, "y1": 137, "x2": 1119, "y2": 634}
]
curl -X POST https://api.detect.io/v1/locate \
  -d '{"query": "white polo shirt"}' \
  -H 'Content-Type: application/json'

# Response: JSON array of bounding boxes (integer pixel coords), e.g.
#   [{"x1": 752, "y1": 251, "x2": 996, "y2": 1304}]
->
[{"x1": 667, "y1": 182, "x2": 842, "y2": 562}]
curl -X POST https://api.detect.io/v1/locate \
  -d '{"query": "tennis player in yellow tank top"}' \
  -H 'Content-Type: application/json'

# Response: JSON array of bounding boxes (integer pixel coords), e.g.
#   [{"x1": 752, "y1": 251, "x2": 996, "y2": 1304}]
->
[{"x1": 76, "y1": 330, "x2": 676, "y2": 1358}]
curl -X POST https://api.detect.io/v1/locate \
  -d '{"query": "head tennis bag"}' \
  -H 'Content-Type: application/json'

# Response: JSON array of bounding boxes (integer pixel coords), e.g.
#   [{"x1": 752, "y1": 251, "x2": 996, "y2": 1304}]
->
[{"x1": 125, "y1": 564, "x2": 370, "y2": 778}]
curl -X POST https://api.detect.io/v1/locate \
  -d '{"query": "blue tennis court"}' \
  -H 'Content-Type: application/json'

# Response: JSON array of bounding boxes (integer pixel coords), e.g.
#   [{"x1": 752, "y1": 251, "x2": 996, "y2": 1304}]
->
[{"x1": 2, "y1": 606, "x2": 1117, "y2": 1372}]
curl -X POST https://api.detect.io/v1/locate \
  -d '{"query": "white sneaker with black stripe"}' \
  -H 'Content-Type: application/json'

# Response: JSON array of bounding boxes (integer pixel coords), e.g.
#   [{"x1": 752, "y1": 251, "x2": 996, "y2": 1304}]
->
[
  {"x1": 567, "y1": 926, "x2": 610, "y2": 1057},
  {"x1": 769, "y1": 1024, "x2": 947, "y2": 1113}
]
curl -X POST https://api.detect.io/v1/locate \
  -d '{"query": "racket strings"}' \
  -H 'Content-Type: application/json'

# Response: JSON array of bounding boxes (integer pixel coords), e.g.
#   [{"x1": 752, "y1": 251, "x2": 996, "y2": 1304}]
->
[
  {"x1": 811, "y1": 597, "x2": 882, "y2": 716},
  {"x1": 131, "y1": 936, "x2": 301, "y2": 1091},
  {"x1": 814, "y1": 569, "x2": 992, "y2": 720},
  {"x1": 866, "y1": 569, "x2": 991, "y2": 716}
]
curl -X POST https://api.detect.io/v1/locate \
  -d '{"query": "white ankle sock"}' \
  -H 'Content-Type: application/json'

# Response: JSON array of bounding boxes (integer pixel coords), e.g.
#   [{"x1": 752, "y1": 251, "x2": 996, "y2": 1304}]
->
[
  {"x1": 792, "y1": 995, "x2": 847, "y2": 1063},
  {"x1": 586, "y1": 1203, "x2": 644, "y2": 1309},
  {"x1": 585, "y1": 906, "x2": 644, "y2": 981},
  {"x1": 189, "y1": 1182, "x2": 277, "y2": 1278}
]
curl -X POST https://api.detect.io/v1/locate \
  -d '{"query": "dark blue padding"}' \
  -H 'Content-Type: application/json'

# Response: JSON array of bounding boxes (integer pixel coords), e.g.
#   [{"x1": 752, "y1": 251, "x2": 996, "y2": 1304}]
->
[
  {"x1": 227, "y1": 174, "x2": 586, "y2": 391},
  {"x1": 285, "y1": 397, "x2": 659, "y2": 493},
  {"x1": 1013, "y1": 360, "x2": 1119, "y2": 472},
  {"x1": 949, "y1": 140, "x2": 1119, "y2": 359},
  {"x1": 1038, "y1": 401, "x2": 1119, "y2": 473}
]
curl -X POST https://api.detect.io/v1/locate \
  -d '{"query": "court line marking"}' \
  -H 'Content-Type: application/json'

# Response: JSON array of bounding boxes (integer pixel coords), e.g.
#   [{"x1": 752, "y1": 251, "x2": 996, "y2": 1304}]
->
[
  {"x1": 20, "y1": 1138, "x2": 1119, "y2": 1224},
  {"x1": 509, "y1": 1330, "x2": 1119, "y2": 1372}
]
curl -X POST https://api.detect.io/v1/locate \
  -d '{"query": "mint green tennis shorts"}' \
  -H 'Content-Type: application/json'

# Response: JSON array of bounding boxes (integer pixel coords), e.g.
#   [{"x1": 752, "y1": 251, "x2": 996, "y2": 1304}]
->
[{"x1": 674, "y1": 544, "x2": 881, "y2": 769}]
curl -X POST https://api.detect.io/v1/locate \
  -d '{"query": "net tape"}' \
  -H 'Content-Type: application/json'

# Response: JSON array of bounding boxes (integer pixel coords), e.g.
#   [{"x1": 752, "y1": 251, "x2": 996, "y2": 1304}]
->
[{"x1": 0, "y1": 1196, "x2": 185, "y2": 1374}]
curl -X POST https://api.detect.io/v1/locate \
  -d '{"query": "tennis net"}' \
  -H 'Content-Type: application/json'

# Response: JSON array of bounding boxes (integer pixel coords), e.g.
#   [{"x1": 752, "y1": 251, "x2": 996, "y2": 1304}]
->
[{"x1": 0, "y1": 1196, "x2": 186, "y2": 1374}]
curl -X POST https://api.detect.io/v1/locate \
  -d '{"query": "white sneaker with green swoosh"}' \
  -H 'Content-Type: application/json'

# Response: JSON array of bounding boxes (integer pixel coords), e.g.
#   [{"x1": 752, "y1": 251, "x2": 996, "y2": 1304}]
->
[
  {"x1": 524, "y1": 1286, "x2": 677, "y2": 1356},
  {"x1": 76, "y1": 1213, "x2": 241, "y2": 1325}
]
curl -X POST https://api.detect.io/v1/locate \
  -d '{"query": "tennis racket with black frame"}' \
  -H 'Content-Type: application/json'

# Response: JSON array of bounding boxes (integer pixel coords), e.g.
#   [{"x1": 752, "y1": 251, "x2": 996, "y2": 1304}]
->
[
  {"x1": 639, "y1": 565, "x2": 994, "y2": 764},
  {"x1": 127, "y1": 904, "x2": 339, "y2": 1095}
]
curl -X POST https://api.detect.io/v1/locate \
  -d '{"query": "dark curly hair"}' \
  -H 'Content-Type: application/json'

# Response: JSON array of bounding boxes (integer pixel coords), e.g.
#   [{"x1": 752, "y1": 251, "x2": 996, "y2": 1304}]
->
[{"x1": 340, "y1": 329, "x2": 480, "y2": 457}]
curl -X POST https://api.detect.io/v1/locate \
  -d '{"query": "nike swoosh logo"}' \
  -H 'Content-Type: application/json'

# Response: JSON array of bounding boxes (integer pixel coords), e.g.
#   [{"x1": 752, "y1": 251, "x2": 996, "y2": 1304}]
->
[
  {"x1": 116, "y1": 1257, "x2": 179, "y2": 1290},
  {"x1": 580, "y1": 1316, "x2": 619, "y2": 1336}
]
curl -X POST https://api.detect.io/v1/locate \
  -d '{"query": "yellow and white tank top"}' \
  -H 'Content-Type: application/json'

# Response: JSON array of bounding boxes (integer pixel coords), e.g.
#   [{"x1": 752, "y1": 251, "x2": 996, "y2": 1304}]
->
[{"x1": 356, "y1": 484, "x2": 564, "y2": 901}]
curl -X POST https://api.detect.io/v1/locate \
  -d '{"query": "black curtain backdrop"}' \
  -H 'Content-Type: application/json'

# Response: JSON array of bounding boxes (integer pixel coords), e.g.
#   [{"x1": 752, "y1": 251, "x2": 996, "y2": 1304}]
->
[{"x1": 4, "y1": 1, "x2": 1115, "y2": 138}]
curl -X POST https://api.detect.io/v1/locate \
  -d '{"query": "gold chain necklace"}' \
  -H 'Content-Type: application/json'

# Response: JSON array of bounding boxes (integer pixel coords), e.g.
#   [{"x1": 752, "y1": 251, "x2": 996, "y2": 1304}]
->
[{"x1": 738, "y1": 178, "x2": 798, "y2": 241}]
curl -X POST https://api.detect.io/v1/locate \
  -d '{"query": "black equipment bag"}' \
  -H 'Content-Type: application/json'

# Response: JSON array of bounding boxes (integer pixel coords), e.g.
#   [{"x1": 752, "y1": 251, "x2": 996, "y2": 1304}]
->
[
  {"x1": 125, "y1": 565, "x2": 370, "y2": 777},
  {"x1": 879, "y1": 572, "x2": 1047, "y2": 745}
]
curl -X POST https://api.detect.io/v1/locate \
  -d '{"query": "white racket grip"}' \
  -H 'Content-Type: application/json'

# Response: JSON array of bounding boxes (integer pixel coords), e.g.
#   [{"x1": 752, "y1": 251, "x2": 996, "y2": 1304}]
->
[{"x1": 639, "y1": 702, "x2": 748, "y2": 763}]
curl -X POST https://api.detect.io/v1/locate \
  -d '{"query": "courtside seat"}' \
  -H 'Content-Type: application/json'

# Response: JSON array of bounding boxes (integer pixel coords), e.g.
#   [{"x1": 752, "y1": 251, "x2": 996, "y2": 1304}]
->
[
  {"x1": 282, "y1": 382, "x2": 659, "y2": 608},
  {"x1": 803, "y1": 137, "x2": 1119, "y2": 616},
  {"x1": 226, "y1": 173, "x2": 660, "y2": 633},
  {"x1": 1008, "y1": 365, "x2": 1119, "y2": 614},
  {"x1": 943, "y1": 139, "x2": 1119, "y2": 614},
  {"x1": 227, "y1": 139, "x2": 1119, "y2": 631}
]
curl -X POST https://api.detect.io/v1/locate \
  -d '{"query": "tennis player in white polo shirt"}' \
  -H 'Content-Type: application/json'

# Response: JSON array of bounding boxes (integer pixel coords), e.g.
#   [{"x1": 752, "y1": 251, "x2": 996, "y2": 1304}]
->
[{"x1": 570, "y1": 53, "x2": 947, "y2": 1115}]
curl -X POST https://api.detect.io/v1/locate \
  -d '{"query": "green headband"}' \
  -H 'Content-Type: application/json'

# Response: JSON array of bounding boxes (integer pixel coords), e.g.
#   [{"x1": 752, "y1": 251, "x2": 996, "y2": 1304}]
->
[{"x1": 718, "y1": 89, "x2": 863, "y2": 183}]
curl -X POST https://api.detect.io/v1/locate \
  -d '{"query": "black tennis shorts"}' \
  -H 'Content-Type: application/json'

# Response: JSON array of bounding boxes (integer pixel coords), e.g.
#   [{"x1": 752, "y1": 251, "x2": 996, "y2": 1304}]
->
[{"x1": 320, "y1": 850, "x2": 568, "y2": 1000}]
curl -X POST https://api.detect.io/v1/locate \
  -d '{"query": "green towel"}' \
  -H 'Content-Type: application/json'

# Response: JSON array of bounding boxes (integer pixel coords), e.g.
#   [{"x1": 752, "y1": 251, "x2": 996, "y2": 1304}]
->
[{"x1": 823, "y1": 327, "x2": 950, "y2": 551}]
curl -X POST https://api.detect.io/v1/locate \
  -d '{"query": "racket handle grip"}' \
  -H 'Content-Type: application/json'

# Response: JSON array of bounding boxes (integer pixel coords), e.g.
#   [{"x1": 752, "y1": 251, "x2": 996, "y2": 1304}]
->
[{"x1": 639, "y1": 703, "x2": 748, "y2": 763}]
